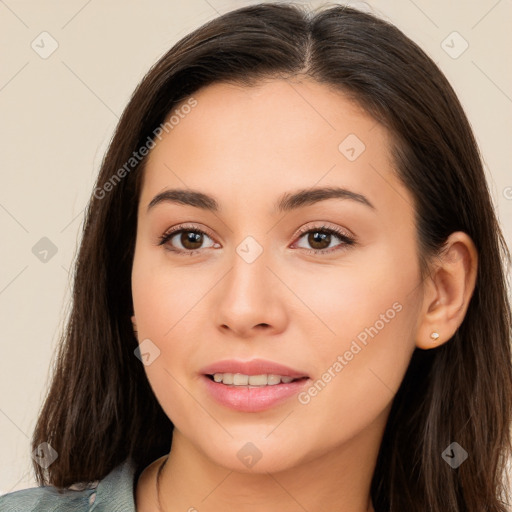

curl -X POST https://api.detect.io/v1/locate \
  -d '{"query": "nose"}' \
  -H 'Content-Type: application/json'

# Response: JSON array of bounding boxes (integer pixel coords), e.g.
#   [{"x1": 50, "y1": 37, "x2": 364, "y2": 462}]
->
[{"x1": 214, "y1": 246, "x2": 288, "y2": 339}]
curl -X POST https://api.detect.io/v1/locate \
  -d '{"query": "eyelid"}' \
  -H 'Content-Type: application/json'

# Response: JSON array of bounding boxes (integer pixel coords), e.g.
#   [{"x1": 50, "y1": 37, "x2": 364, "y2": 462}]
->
[
  {"x1": 293, "y1": 222, "x2": 354, "y2": 240},
  {"x1": 159, "y1": 222, "x2": 217, "y2": 243}
]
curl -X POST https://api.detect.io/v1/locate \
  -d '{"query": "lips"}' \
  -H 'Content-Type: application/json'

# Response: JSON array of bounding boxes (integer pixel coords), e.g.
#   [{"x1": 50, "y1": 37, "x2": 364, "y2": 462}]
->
[
  {"x1": 199, "y1": 358, "x2": 311, "y2": 412},
  {"x1": 199, "y1": 358, "x2": 309, "y2": 379}
]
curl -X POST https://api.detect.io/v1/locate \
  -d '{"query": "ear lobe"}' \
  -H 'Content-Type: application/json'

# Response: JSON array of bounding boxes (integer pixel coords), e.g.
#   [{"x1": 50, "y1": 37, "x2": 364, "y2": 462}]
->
[{"x1": 415, "y1": 232, "x2": 478, "y2": 350}]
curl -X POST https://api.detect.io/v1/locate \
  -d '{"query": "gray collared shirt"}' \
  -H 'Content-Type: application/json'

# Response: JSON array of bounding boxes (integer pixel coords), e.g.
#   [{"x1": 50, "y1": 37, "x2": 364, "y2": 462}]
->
[{"x1": 0, "y1": 458, "x2": 137, "y2": 511}]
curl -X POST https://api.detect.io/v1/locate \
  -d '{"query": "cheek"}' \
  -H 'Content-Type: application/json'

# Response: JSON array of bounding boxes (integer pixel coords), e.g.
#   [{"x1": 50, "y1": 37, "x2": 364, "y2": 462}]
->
[
  {"x1": 292, "y1": 240, "x2": 418, "y2": 350},
  {"x1": 292, "y1": 246, "x2": 421, "y2": 438},
  {"x1": 131, "y1": 246, "x2": 208, "y2": 339},
  {"x1": 294, "y1": 308, "x2": 417, "y2": 457},
  {"x1": 131, "y1": 247, "x2": 211, "y2": 410}
]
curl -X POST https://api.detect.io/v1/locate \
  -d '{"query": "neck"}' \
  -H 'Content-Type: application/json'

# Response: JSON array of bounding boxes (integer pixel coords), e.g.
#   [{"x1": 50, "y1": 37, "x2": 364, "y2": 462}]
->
[{"x1": 155, "y1": 420, "x2": 384, "y2": 512}]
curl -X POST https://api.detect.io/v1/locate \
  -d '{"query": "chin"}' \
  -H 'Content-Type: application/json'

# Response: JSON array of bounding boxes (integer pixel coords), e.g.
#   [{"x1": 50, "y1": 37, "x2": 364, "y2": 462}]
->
[{"x1": 194, "y1": 435, "x2": 304, "y2": 474}]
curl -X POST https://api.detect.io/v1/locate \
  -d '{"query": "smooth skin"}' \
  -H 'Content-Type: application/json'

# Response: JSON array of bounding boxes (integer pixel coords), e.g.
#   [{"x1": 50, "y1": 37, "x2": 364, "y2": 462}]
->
[{"x1": 131, "y1": 77, "x2": 478, "y2": 512}]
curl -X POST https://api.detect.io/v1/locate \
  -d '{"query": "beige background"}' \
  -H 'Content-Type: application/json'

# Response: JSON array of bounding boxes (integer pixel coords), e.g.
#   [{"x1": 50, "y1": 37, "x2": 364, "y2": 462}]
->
[{"x1": 1, "y1": 0, "x2": 511, "y2": 494}]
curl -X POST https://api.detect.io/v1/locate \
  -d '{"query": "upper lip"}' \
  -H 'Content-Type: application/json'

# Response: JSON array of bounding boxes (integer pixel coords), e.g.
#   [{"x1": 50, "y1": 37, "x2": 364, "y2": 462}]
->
[{"x1": 200, "y1": 358, "x2": 309, "y2": 379}]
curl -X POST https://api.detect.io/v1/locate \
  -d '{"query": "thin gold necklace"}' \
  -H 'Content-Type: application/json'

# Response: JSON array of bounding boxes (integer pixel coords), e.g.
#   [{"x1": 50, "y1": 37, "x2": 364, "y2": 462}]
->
[{"x1": 155, "y1": 455, "x2": 374, "y2": 512}]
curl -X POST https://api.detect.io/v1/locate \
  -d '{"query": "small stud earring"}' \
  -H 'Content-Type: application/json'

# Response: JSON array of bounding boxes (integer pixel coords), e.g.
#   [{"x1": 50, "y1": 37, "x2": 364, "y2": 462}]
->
[{"x1": 430, "y1": 331, "x2": 440, "y2": 342}]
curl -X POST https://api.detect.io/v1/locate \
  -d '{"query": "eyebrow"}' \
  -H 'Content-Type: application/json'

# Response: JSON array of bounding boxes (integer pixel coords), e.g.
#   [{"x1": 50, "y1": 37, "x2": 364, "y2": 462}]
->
[{"x1": 147, "y1": 186, "x2": 375, "y2": 213}]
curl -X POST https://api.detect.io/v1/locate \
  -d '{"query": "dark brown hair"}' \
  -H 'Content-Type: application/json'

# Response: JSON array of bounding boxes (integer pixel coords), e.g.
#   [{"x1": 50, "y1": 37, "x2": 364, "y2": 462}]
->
[{"x1": 31, "y1": 3, "x2": 512, "y2": 510}]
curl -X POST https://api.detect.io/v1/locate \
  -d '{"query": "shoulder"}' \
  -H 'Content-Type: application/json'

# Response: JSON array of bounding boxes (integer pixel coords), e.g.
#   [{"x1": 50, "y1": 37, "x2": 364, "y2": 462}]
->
[{"x1": 0, "y1": 458, "x2": 137, "y2": 512}]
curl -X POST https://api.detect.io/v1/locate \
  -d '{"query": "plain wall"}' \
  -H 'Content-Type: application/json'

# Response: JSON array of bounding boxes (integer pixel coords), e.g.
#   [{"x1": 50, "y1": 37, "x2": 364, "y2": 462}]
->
[{"x1": 1, "y1": 0, "x2": 511, "y2": 493}]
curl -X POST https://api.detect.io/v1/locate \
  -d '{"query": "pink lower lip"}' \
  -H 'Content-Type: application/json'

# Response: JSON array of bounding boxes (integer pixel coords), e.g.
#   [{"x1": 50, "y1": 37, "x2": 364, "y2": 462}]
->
[{"x1": 201, "y1": 375, "x2": 310, "y2": 412}]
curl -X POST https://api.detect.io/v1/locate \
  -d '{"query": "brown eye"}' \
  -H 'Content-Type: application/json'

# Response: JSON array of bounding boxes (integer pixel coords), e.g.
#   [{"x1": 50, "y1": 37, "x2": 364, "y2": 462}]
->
[
  {"x1": 158, "y1": 226, "x2": 218, "y2": 255},
  {"x1": 294, "y1": 226, "x2": 356, "y2": 255},
  {"x1": 307, "y1": 231, "x2": 332, "y2": 250},
  {"x1": 178, "y1": 231, "x2": 204, "y2": 250}
]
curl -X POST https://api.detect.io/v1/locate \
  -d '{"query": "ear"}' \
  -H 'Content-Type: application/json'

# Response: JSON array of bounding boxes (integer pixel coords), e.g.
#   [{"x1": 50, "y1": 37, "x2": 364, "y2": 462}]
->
[{"x1": 415, "y1": 231, "x2": 478, "y2": 350}]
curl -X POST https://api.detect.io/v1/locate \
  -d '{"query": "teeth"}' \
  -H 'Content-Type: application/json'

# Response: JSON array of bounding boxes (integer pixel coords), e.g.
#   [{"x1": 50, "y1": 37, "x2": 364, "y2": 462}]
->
[
  {"x1": 233, "y1": 373, "x2": 248, "y2": 385},
  {"x1": 212, "y1": 373, "x2": 297, "y2": 386}
]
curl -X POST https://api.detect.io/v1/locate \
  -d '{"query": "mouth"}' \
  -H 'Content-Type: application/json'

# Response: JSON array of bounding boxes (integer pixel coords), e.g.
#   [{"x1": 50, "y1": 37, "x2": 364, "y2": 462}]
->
[
  {"x1": 204, "y1": 373, "x2": 309, "y2": 387},
  {"x1": 199, "y1": 359, "x2": 311, "y2": 412}
]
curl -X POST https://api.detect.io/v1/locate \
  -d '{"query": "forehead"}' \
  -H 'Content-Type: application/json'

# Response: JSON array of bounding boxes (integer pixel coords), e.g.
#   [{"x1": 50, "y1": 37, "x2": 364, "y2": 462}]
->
[{"x1": 140, "y1": 78, "x2": 413, "y2": 222}]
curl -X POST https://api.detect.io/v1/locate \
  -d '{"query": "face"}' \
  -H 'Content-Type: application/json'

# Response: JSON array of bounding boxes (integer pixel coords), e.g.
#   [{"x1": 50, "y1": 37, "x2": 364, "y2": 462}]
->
[{"x1": 131, "y1": 78, "x2": 424, "y2": 473}]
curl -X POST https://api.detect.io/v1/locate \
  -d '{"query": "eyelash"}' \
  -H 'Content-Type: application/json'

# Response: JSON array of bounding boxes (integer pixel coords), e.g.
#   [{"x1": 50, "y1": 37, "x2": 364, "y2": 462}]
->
[{"x1": 157, "y1": 223, "x2": 356, "y2": 256}]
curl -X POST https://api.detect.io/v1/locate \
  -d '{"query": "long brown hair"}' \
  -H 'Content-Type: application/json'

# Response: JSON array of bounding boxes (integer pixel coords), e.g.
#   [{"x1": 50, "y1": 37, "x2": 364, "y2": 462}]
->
[{"x1": 31, "y1": 3, "x2": 512, "y2": 510}]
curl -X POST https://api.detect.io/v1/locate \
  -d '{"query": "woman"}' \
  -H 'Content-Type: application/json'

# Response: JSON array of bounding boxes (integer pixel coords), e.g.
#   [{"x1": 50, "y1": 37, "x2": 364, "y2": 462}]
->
[{"x1": 1, "y1": 3, "x2": 511, "y2": 511}]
